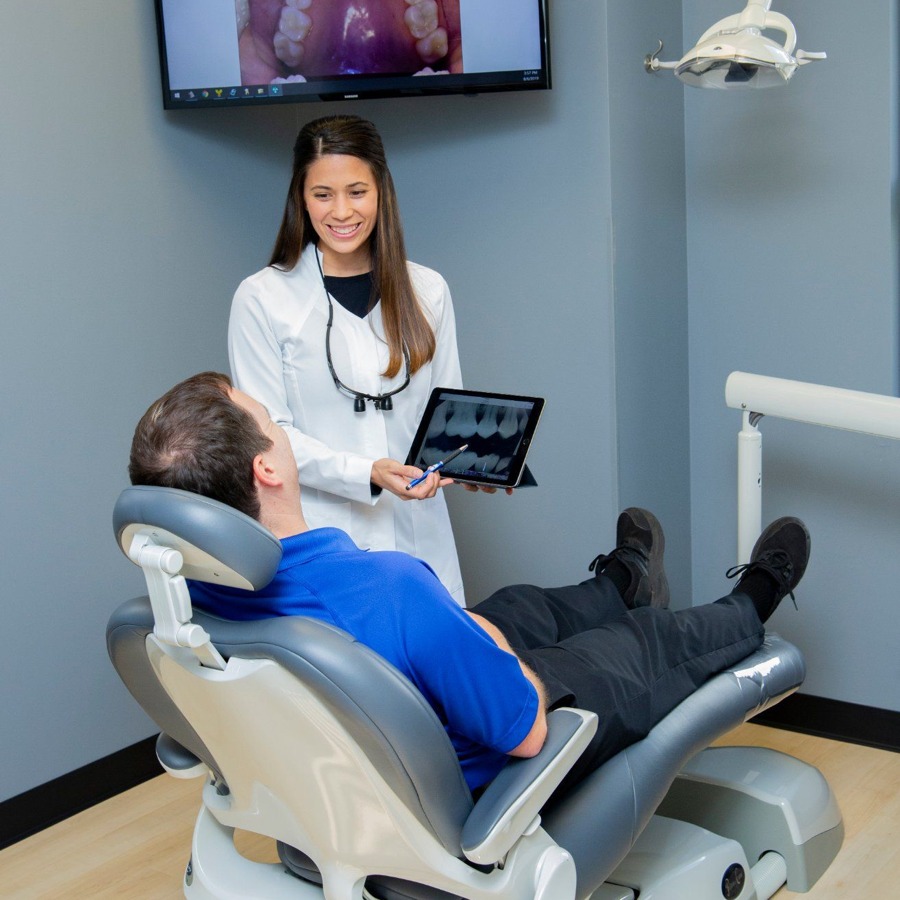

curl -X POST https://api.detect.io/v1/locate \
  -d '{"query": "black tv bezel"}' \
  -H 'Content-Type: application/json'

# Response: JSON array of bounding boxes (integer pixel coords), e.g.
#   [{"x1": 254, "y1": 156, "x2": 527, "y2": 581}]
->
[{"x1": 153, "y1": 0, "x2": 551, "y2": 111}]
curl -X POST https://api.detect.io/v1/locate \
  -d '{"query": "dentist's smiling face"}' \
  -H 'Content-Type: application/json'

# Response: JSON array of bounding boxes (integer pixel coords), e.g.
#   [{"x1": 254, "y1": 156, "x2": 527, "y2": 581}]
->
[{"x1": 304, "y1": 154, "x2": 379, "y2": 276}]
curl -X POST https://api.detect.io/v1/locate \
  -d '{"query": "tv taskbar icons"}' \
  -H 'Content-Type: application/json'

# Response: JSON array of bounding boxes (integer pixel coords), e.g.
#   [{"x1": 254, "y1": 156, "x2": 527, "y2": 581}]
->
[{"x1": 171, "y1": 85, "x2": 283, "y2": 103}]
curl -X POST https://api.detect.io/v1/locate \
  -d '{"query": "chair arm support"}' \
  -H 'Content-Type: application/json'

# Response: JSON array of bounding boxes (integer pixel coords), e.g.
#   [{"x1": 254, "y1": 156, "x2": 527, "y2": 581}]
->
[{"x1": 460, "y1": 707, "x2": 597, "y2": 864}]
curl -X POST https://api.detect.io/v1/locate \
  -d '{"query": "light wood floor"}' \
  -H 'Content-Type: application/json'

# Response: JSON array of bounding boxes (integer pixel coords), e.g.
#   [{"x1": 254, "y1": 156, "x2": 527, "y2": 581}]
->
[{"x1": 1, "y1": 724, "x2": 896, "y2": 898}]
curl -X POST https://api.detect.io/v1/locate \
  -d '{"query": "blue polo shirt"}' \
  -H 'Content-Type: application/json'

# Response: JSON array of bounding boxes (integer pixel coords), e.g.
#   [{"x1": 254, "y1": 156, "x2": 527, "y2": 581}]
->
[{"x1": 188, "y1": 527, "x2": 538, "y2": 790}]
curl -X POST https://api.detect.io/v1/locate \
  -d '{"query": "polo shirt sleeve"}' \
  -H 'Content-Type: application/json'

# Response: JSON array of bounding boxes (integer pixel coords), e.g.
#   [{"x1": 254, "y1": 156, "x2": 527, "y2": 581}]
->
[{"x1": 399, "y1": 568, "x2": 539, "y2": 755}]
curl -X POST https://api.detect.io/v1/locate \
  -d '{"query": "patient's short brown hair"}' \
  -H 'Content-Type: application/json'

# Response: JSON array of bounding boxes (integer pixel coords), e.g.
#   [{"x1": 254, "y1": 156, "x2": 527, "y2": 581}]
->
[{"x1": 129, "y1": 372, "x2": 272, "y2": 520}]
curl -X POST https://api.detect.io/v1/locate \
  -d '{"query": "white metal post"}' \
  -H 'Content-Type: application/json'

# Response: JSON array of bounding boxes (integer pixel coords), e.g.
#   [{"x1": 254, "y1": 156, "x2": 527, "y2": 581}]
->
[{"x1": 737, "y1": 411, "x2": 762, "y2": 564}]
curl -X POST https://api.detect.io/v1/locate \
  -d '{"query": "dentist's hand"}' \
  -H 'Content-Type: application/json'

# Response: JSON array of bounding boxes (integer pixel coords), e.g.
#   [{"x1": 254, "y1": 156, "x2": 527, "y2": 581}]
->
[
  {"x1": 371, "y1": 457, "x2": 452, "y2": 500},
  {"x1": 460, "y1": 483, "x2": 514, "y2": 495}
]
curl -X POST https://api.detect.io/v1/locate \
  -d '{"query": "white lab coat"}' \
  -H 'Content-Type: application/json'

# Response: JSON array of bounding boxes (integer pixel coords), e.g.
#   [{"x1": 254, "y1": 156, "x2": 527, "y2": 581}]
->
[{"x1": 228, "y1": 243, "x2": 466, "y2": 604}]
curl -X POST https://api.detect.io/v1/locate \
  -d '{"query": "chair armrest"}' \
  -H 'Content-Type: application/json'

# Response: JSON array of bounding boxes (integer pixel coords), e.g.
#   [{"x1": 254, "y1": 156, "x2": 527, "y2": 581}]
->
[{"x1": 460, "y1": 707, "x2": 597, "y2": 864}]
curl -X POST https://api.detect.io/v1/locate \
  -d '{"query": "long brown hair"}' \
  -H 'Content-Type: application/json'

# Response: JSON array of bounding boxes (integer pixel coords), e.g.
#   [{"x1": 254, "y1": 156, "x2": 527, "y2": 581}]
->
[{"x1": 269, "y1": 115, "x2": 435, "y2": 378}]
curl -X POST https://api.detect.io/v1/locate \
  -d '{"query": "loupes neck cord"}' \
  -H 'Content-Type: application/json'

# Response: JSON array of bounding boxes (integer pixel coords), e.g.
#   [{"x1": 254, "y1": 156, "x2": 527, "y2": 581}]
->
[{"x1": 317, "y1": 249, "x2": 411, "y2": 413}]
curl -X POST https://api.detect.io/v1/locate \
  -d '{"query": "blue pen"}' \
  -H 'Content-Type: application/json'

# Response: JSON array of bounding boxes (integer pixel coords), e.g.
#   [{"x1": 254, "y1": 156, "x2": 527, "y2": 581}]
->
[{"x1": 406, "y1": 444, "x2": 468, "y2": 490}]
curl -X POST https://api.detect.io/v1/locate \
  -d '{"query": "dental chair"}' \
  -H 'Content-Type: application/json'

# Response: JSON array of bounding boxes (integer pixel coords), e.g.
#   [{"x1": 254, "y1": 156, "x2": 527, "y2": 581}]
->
[{"x1": 107, "y1": 486, "x2": 843, "y2": 900}]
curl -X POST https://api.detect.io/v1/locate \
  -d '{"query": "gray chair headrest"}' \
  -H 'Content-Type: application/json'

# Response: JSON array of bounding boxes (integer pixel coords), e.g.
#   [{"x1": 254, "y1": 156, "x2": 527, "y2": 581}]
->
[{"x1": 113, "y1": 485, "x2": 282, "y2": 590}]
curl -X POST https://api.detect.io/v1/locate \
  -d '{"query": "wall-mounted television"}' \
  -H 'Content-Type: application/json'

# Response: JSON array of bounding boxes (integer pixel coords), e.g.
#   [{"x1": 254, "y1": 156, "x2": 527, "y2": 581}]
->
[{"x1": 154, "y1": 1, "x2": 551, "y2": 110}]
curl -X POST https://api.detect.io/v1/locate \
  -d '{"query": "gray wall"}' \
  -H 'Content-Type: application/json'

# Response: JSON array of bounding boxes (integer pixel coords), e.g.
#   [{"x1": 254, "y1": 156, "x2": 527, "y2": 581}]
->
[
  {"x1": 607, "y1": 2, "x2": 692, "y2": 606},
  {"x1": 1, "y1": 2, "x2": 295, "y2": 802},
  {"x1": 684, "y1": 0, "x2": 900, "y2": 709},
  {"x1": 434, "y1": 2, "x2": 620, "y2": 598}
]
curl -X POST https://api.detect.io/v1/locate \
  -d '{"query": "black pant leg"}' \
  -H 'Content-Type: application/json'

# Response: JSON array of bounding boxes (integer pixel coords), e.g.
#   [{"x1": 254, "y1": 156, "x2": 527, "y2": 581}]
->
[
  {"x1": 472, "y1": 575, "x2": 627, "y2": 649},
  {"x1": 536, "y1": 593, "x2": 765, "y2": 786},
  {"x1": 471, "y1": 576, "x2": 628, "y2": 710}
]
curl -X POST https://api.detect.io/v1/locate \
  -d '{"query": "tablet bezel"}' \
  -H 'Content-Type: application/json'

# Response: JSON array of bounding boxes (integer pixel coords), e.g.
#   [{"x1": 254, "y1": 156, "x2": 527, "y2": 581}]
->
[{"x1": 405, "y1": 387, "x2": 544, "y2": 489}]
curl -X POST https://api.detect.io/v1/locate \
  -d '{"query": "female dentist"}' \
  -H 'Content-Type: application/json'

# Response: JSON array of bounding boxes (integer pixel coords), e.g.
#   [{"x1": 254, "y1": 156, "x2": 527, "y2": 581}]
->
[{"x1": 229, "y1": 115, "x2": 466, "y2": 604}]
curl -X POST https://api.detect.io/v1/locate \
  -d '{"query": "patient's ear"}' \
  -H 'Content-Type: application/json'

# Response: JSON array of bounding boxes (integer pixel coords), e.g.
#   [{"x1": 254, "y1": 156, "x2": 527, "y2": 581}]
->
[{"x1": 252, "y1": 453, "x2": 283, "y2": 488}]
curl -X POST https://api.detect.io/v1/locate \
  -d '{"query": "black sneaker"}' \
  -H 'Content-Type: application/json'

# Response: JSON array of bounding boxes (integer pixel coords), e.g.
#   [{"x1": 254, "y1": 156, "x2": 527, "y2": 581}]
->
[
  {"x1": 726, "y1": 517, "x2": 810, "y2": 623},
  {"x1": 589, "y1": 507, "x2": 670, "y2": 609}
]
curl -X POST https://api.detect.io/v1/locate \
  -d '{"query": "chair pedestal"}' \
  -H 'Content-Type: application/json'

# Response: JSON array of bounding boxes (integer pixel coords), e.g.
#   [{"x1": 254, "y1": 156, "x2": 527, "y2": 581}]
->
[
  {"x1": 185, "y1": 805, "x2": 321, "y2": 900},
  {"x1": 602, "y1": 816, "x2": 758, "y2": 900},
  {"x1": 601, "y1": 745, "x2": 844, "y2": 900}
]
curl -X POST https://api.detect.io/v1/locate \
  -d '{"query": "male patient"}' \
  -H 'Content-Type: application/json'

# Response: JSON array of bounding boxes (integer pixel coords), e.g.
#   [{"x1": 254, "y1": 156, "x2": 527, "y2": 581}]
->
[{"x1": 129, "y1": 372, "x2": 811, "y2": 792}]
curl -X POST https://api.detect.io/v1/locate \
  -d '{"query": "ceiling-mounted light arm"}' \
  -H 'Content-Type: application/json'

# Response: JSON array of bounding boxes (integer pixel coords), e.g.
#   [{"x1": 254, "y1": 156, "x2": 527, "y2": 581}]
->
[
  {"x1": 701, "y1": 0, "x2": 796, "y2": 54},
  {"x1": 645, "y1": 0, "x2": 825, "y2": 89},
  {"x1": 644, "y1": 40, "x2": 677, "y2": 74}
]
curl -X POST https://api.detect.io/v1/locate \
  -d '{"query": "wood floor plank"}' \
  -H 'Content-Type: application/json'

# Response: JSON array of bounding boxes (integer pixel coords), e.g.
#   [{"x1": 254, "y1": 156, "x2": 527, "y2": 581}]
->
[
  {"x1": 0, "y1": 777, "x2": 199, "y2": 899},
  {"x1": 1, "y1": 723, "x2": 896, "y2": 898}
]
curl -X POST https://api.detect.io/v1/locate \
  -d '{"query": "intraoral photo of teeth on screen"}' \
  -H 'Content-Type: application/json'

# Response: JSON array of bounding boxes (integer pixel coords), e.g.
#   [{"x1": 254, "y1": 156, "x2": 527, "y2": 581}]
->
[
  {"x1": 419, "y1": 399, "x2": 530, "y2": 478},
  {"x1": 239, "y1": 0, "x2": 464, "y2": 83}
]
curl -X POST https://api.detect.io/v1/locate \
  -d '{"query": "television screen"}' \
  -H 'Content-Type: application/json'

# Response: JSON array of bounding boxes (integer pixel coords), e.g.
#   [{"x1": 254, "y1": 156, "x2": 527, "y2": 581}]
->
[{"x1": 154, "y1": 0, "x2": 551, "y2": 110}]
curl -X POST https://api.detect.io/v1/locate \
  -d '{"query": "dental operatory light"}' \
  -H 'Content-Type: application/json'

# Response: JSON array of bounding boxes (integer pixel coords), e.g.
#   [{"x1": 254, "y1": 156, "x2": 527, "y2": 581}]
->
[{"x1": 645, "y1": 0, "x2": 825, "y2": 89}]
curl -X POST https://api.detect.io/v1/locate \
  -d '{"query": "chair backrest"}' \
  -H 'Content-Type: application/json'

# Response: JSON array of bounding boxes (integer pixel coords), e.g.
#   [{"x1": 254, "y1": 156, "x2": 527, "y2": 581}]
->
[{"x1": 108, "y1": 487, "x2": 474, "y2": 864}]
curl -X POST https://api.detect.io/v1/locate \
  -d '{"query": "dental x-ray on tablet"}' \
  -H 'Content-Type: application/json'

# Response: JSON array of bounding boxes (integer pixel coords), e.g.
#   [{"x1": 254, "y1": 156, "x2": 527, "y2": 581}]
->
[{"x1": 406, "y1": 388, "x2": 543, "y2": 488}]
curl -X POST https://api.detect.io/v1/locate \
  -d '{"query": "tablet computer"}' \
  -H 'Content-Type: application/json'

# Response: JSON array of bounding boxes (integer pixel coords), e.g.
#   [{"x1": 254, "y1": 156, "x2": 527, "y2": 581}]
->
[{"x1": 406, "y1": 388, "x2": 544, "y2": 488}]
